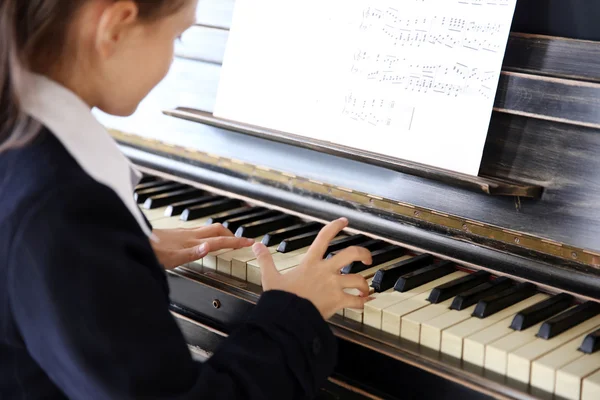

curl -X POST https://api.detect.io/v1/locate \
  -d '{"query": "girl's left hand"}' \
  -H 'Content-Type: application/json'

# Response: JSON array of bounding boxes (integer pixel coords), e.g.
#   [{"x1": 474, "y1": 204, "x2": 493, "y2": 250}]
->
[{"x1": 151, "y1": 224, "x2": 255, "y2": 269}]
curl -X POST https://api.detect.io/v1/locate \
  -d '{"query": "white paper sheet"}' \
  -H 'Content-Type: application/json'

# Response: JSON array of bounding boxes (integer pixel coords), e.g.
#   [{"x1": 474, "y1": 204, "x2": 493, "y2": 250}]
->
[{"x1": 213, "y1": 0, "x2": 517, "y2": 176}]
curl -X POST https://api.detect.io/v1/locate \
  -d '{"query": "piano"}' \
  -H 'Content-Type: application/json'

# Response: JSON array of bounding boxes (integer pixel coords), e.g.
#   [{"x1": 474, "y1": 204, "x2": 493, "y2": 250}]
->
[{"x1": 97, "y1": 1, "x2": 600, "y2": 399}]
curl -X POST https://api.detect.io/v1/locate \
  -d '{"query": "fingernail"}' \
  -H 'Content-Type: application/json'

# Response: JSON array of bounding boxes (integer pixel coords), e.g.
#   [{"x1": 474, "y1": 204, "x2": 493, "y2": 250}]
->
[
  {"x1": 245, "y1": 238, "x2": 255, "y2": 244},
  {"x1": 339, "y1": 217, "x2": 348, "y2": 224},
  {"x1": 252, "y1": 242, "x2": 262, "y2": 255},
  {"x1": 197, "y1": 243, "x2": 208, "y2": 255}
]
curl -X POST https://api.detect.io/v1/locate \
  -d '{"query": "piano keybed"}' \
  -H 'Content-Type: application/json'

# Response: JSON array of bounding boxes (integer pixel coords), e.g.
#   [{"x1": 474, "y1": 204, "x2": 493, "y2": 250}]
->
[{"x1": 137, "y1": 175, "x2": 600, "y2": 400}]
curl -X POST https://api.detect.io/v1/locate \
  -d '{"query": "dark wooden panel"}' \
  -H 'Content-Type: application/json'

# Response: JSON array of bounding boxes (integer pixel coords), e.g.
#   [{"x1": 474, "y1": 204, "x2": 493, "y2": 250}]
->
[
  {"x1": 504, "y1": 34, "x2": 600, "y2": 83},
  {"x1": 511, "y1": 0, "x2": 600, "y2": 42},
  {"x1": 494, "y1": 72, "x2": 600, "y2": 128}
]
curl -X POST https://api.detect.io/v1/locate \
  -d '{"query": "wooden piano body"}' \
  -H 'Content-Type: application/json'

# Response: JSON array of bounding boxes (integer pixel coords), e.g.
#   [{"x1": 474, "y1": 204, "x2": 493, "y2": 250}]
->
[{"x1": 97, "y1": 1, "x2": 600, "y2": 399}]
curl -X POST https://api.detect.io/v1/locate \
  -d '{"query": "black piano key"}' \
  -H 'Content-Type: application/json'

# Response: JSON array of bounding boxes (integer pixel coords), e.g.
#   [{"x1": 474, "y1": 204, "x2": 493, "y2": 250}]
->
[
  {"x1": 340, "y1": 245, "x2": 408, "y2": 274},
  {"x1": 537, "y1": 301, "x2": 600, "y2": 340},
  {"x1": 135, "y1": 179, "x2": 167, "y2": 191},
  {"x1": 371, "y1": 254, "x2": 435, "y2": 292},
  {"x1": 142, "y1": 187, "x2": 204, "y2": 209},
  {"x1": 164, "y1": 195, "x2": 222, "y2": 217},
  {"x1": 579, "y1": 329, "x2": 600, "y2": 354},
  {"x1": 277, "y1": 231, "x2": 321, "y2": 253},
  {"x1": 134, "y1": 182, "x2": 185, "y2": 203},
  {"x1": 427, "y1": 270, "x2": 490, "y2": 304},
  {"x1": 472, "y1": 282, "x2": 537, "y2": 319},
  {"x1": 180, "y1": 199, "x2": 244, "y2": 221},
  {"x1": 206, "y1": 207, "x2": 259, "y2": 225},
  {"x1": 324, "y1": 234, "x2": 371, "y2": 256},
  {"x1": 261, "y1": 222, "x2": 323, "y2": 246},
  {"x1": 139, "y1": 175, "x2": 158, "y2": 184},
  {"x1": 325, "y1": 239, "x2": 388, "y2": 259},
  {"x1": 235, "y1": 214, "x2": 298, "y2": 238},
  {"x1": 510, "y1": 293, "x2": 574, "y2": 331},
  {"x1": 222, "y1": 209, "x2": 281, "y2": 232},
  {"x1": 394, "y1": 261, "x2": 455, "y2": 292},
  {"x1": 450, "y1": 276, "x2": 513, "y2": 311}
]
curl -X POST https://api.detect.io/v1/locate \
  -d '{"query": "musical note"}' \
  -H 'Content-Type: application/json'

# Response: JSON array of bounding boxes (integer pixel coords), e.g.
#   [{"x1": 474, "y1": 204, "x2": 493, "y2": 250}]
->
[
  {"x1": 342, "y1": 92, "x2": 416, "y2": 131},
  {"x1": 340, "y1": 0, "x2": 513, "y2": 123},
  {"x1": 358, "y1": 7, "x2": 506, "y2": 52},
  {"x1": 347, "y1": 53, "x2": 498, "y2": 99}
]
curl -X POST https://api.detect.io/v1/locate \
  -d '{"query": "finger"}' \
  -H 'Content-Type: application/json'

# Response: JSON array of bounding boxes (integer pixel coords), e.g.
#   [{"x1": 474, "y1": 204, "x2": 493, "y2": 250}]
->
[
  {"x1": 169, "y1": 244, "x2": 209, "y2": 267},
  {"x1": 252, "y1": 243, "x2": 279, "y2": 288},
  {"x1": 327, "y1": 246, "x2": 372, "y2": 271},
  {"x1": 201, "y1": 236, "x2": 255, "y2": 253},
  {"x1": 338, "y1": 274, "x2": 370, "y2": 295},
  {"x1": 341, "y1": 293, "x2": 370, "y2": 310},
  {"x1": 195, "y1": 223, "x2": 234, "y2": 238},
  {"x1": 305, "y1": 217, "x2": 348, "y2": 261}
]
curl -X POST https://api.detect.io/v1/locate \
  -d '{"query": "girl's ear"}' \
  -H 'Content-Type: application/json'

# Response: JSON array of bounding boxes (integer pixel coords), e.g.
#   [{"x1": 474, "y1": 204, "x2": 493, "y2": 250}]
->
[{"x1": 94, "y1": 0, "x2": 140, "y2": 58}]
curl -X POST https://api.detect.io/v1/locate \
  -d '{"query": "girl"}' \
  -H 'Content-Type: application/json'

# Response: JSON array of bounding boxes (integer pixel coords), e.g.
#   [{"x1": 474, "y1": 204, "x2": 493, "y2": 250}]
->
[{"x1": 0, "y1": 0, "x2": 372, "y2": 399}]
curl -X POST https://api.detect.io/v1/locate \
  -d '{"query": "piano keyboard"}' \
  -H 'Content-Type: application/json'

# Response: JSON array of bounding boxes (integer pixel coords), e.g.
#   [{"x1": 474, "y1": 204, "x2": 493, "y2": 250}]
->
[{"x1": 137, "y1": 176, "x2": 600, "y2": 400}]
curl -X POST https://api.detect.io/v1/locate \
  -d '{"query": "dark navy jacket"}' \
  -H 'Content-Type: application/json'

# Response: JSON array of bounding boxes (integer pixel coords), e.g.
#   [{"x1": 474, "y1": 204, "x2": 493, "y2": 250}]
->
[{"x1": 0, "y1": 129, "x2": 337, "y2": 399}]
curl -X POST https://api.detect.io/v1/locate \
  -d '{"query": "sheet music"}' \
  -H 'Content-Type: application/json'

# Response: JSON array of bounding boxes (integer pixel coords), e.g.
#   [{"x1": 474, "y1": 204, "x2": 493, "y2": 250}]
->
[{"x1": 214, "y1": 0, "x2": 517, "y2": 175}]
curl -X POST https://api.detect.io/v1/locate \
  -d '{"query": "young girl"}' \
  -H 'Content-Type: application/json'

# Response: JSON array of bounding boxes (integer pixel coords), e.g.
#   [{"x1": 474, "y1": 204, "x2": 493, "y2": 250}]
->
[{"x1": 0, "y1": 0, "x2": 372, "y2": 398}]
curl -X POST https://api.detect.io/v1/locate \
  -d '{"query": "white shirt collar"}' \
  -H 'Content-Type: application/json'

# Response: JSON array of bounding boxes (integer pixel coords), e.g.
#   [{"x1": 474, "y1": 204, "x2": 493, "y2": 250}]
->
[{"x1": 18, "y1": 71, "x2": 154, "y2": 239}]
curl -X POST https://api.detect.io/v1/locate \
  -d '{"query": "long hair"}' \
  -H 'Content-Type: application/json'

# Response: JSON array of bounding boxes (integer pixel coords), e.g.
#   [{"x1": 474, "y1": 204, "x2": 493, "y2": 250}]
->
[{"x1": 0, "y1": 0, "x2": 185, "y2": 152}]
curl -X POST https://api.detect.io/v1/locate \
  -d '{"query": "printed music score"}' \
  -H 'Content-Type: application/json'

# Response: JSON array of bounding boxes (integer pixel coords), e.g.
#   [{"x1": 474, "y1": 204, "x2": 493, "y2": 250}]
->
[
  {"x1": 351, "y1": 53, "x2": 497, "y2": 99},
  {"x1": 342, "y1": 2, "x2": 511, "y2": 132},
  {"x1": 214, "y1": 0, "x2": 518, "y2": 176},
  {"x1": 342, "y1": 92, "x2": 416, "y2": 131}
]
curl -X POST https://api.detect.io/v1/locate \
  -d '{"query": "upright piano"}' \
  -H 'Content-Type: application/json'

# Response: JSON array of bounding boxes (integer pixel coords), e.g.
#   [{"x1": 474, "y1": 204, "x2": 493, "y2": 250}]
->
[{"x1": 97, "y1": 1, "x2": 600, "y2": 398}]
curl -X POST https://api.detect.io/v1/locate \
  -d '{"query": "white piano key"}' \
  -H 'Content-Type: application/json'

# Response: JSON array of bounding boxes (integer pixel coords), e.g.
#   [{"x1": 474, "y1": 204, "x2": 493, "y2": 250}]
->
[
  {"x1": 344, "y1": 277, "x2": 377, "y2": 322},
  {"x1": 506, "y1": 314, "x2": 600, "y2": 385},
  {"x1": 141, "y1": 206, "x2": 170, "y2": 221},
  {"x1": 230, "y1": 249, "x2": 273, "y2": 280},
  {"x1": 381, "y1": 272, "x2": 467, "y2": 336},
  {"x1": 149, "y1": 216, "x2": 186, "y2": 229},
  {"x1": 341, "y1": 259, "x2": 407, "y2": 321},
  {"x1": 400, "y1": 297, "x2": 454, "y2": 343},
  {"x1": 441, "y1": 294, "x2": 546, "y2": 360},
  {"x1": 463, "y1": 294, "x2": 550, "y2": 367},
  {"x1": 582, "y1": 368, "x2": 600, "y2": 400},
  {"x1": 364, "y1": 271, "x2": 467, "y2": 331},
  {"x1": 270, "y1": 246, "x2": 311, "y2": 261},
  {"x1": 530, "y1": 330, "x2": 598, "y2": 396},
  {"x1": 420, "y1": 303, "x2": 478, "y2": 351},
  {"x1": 151, "y1": 215, "x2": 211, "y2": 230},
  {"x1": 555, "y1": 349, "x2": 600, "y2": 400},
  {"x1": 484, "y1": 307, "x2": 578, "y2": 376},
  {"x1": 215, "y1": 236, "x2": 267, "y2": 275},
  {"x1": 484, "y1": 321, "x2": 545, "y2": 376},
  {"x1": 203, "y1": 249, "x2": 233, "y2": 270}
]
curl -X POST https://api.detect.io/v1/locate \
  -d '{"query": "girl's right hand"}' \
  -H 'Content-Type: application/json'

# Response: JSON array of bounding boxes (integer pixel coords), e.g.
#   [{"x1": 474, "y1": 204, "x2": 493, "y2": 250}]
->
[{"x1": 252, "y1": 217, "x2": 373, "y2": 320}]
